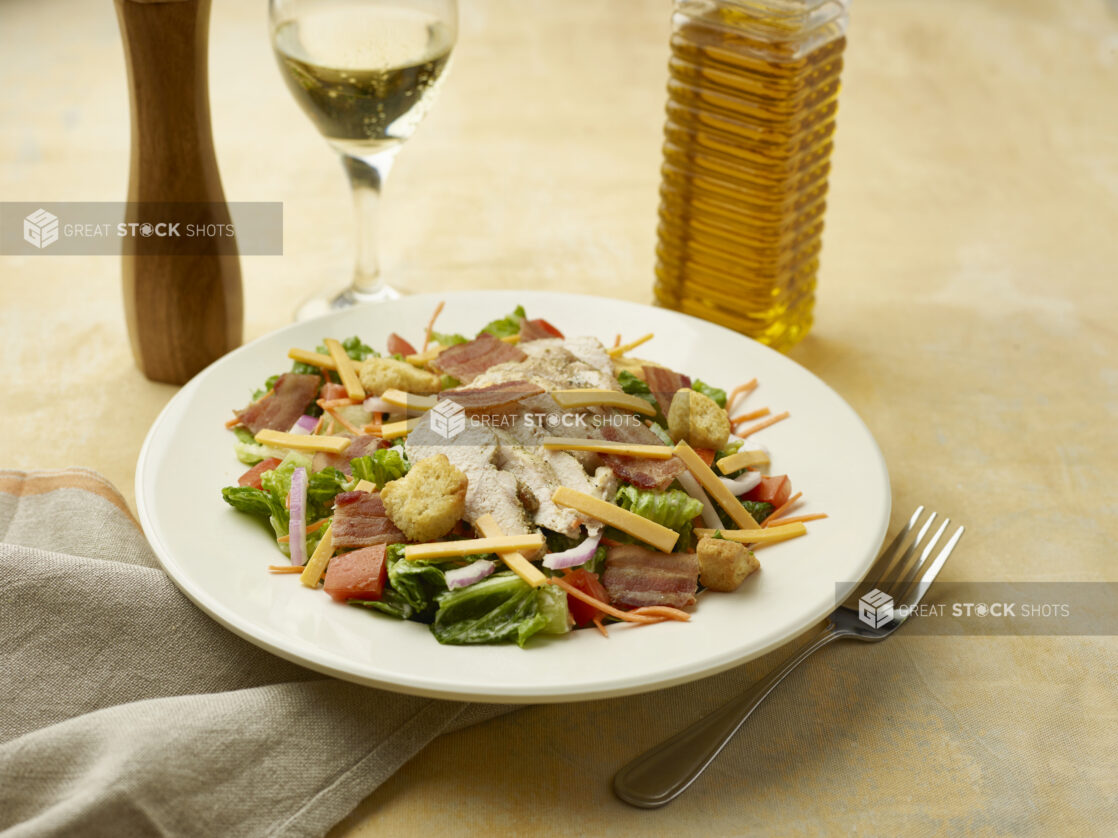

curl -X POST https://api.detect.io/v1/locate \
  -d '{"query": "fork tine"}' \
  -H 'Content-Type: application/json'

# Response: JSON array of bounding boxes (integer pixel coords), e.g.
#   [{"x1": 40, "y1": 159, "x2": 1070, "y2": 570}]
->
[
  {"x1": 892, "y1": 517, "x2": 950, "y2": 602},
  {"x1": 897, "y1": 525, "x2": 965, "y2": 614},
  {"x1": 846, "y1": 506, "x2": 923, "y2": 599},
  {"x1": 878, "y1": 510, "x2": 937, "y2": 595}
]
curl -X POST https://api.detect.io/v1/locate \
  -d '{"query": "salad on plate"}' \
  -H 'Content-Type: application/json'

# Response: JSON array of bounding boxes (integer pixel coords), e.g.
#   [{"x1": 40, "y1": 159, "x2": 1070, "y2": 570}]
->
[{"x1": 221, "y1": 303, "x2": 825, "y2": 647}]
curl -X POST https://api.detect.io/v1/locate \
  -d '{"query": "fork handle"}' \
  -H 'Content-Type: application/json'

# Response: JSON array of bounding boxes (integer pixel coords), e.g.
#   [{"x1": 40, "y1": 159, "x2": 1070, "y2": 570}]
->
[{"x1": 613, "y1": 622, "x2": 841, "y2": 808}]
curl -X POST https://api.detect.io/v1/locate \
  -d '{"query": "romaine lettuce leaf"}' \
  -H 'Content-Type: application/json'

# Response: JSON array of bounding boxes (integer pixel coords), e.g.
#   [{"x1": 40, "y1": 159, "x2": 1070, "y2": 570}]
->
[
  {"x1": 691, "y1": 379, "x2": 727, "y2": 408},
  {"x1": 431, "y1": 331, "x2": 468, "y2": 346},
  {"x1": 478, "y1": 305, "x2": 526, "y2": 339},
  {"x1": 615, "y1": 485, "x2": 703, "y2": 547},
  {"x1": 221, "y1": 486, "x2": 280, "y2": 520},
  {"x1": 431, "y1": 572, "x2": 548, "y2": 647},
  {"x1": 350, "y1": 446, "x2": 409, "y2": 489},
  {"x1": 232, "y1": 427, "x2": 283, "y2": 465},
  {"x1": 385, "y1": 544, "x2": 448, "y2": 616},
  {"x1": 535, "y1": 584, "x2": 571, "y2": 635}
]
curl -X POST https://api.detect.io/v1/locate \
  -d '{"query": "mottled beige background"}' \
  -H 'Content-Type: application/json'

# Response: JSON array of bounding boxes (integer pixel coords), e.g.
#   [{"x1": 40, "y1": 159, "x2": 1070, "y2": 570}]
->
[{"x1": 1, "y1": 0, "x2": 1116, "y2": 835}]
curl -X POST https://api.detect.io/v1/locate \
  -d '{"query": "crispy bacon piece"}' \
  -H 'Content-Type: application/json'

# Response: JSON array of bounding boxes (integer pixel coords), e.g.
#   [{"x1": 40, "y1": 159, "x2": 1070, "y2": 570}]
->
[
  {"x1": 429, "y1": 333, "x2": 526, "y2": 384},
  {"x1": 643, "y1": 365, "x2": 692, "y2": 418},
  {"x1": 331, "y1": 491, "x2": 406, "y2": 549},
  {"x1": 597, "y1": 415, "x2": 685, "y2": 491},
  {"x1": 439, "y1": 380, "x2": 545, "y2": 413},
  {"x1": 601, "y1": 545, "x2": 699, "y2": 609},
  {"x1": 311, "y1": 434, "x2": 386, "y2": 476},
  {"x1": 323, "y1": 544, "x2": 389, "y2": 602},
  {"x1": 518, "y1": 318, "x2": 564, "y2": 342},
  {"x1": 235, "y1": 373, "x2": 320, "y2": 434}
]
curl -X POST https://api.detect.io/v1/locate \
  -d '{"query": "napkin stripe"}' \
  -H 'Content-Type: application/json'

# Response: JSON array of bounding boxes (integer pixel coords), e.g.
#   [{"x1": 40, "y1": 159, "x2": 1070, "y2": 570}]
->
[{"x1": 0, "y1": 469, "x2": 139, "y2": 528}]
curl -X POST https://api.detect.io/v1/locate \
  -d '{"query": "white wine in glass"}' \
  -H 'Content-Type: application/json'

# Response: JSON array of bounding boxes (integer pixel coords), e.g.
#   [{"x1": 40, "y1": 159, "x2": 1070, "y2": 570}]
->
[{"x1": 270, "y1": 0, "x2": 457, "y2": 317}]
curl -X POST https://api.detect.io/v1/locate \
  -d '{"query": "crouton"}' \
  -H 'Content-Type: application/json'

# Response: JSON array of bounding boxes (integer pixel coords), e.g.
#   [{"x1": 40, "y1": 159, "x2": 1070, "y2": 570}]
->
[
  {"x1": 359, "y1": 357, "x2": 441, "y2": 396},
  {"x1": 697, "y1": 536, "x2": 760, "y2": 592},
  {"x1": 667, "y1": 388, "x2": 731, "y2": 451},
  {"x1": 380, "y1": 454, "x2": 468, "y2": 542}
]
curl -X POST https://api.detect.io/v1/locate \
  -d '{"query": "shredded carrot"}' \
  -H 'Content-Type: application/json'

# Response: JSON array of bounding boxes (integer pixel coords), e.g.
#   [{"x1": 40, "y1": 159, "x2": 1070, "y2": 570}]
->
[
  {"x1": 766, "y1": 513, "x2": 828, "y2": 526},
  {"x1": 325, "y1": 417, "x2": 337, "y2": 435},
  {"x1": 630, "y1": 605, "x2": 691, "y2": 622},
  {"x1": 613, "y1": 334, "x2": 622, "y2": 348},
  {"x1": 422, "y1": 300, "x2": 445, "y2": 352},
  {"x1": 730, "y1": 407, "x2": 771, "y2": 424},
  {"x1": 592, "y1": 615, "x2": 610, "y2": 638},
  {"x1": 600, "y1": 536, "x2": 624, "y2": 548},
  {"x1": 762, "y1": 491, "x2": 802, "y2": 526},
  {"x1": 267, "y1": 565, "x2": 304, "y2": 574},
  {"x1": 224, "y1": 415, "x2": 241, "y2": 429},
  {"x1": 737, "y1": 410, "x2": 790, "y2": 439},
  {"x1": 726, "y1": 378, "x2": 758, "y2": 413},
  {"x1": 695, "y1": 447, "x2": 716, "y2": 467},
  {"x1": 325, "y1": 405, "x2": 364, "y2": 436},
  {"x1": 549, "y1": 577, "x2": 660, "y2": 624},
  {"x1": 318, "y1": 397, "x2": 360, "y2": 409}
]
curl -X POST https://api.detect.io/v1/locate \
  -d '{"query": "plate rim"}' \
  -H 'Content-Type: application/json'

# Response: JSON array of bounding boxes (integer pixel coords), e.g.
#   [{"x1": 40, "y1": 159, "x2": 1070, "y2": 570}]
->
[{"x1": 135, "y1": 290, "x2": 891, "y2": 703}]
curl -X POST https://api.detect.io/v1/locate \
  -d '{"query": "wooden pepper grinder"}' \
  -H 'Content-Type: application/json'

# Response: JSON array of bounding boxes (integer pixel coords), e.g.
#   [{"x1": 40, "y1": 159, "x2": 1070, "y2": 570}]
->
[{"x1": 115, "y1": 0, "x2": 243, "y2": 385}]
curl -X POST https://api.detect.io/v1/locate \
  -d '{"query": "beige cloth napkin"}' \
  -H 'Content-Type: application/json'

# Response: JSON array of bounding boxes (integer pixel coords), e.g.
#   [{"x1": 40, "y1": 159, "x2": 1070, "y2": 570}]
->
[{"x1": 0, "y1": 469, "x2": 516, "y2": 838}]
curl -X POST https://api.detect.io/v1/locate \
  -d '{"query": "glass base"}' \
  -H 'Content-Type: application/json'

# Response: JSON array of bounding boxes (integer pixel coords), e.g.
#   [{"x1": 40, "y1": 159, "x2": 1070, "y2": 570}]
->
[{"x1": 294, "y1": 283, "x2": 402, "y2": 321}]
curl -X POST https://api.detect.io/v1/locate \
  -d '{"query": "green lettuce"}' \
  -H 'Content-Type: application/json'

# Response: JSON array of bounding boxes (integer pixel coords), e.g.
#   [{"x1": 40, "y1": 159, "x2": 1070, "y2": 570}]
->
[
  {"x1": 692, "y1": 379, "x2": 727, "y2": 408},
  {"x1": 431, "y1": 572, "x2": 549, "y2": 647},
  {"x1": 716, "y1": 499, "x2": 773, "y2": 529},
  {"x1": 385, "y1": 544, "x2": 448, "y2": 617},
  {"x1": 350, "y1": 446, "x2": 409, "y2": 489},
  {"x1": 431, "y1": 331, "x2": 468, "y2": 346},
  {"x1": 617, "y1": 370, "x2": 659, "y2": 415},
  {"x1": 232, "y1": 427, "x2": 282, "y2": 465},
  {"x1": 479, "y1": 305, "x2": 526, "y2": 339},
  {"x1": 615, "y1": 485, "x2": 703, "y2": 549},
  {"x1": 221, "y1": 486, "x2": 281, "y2": 520},
  {"x1": 291, "y1": 336, "x2": 377, "y2": 377},
  {"x1": 535, "y1": 584, "x2": 572, "y2": 635}
]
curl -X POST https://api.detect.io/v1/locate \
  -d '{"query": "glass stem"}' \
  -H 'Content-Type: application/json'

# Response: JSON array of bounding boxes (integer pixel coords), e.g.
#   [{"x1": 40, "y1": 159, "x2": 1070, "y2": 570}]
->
[{"x1": 342, "y1": 150, "x2": 398, "y2": 298}]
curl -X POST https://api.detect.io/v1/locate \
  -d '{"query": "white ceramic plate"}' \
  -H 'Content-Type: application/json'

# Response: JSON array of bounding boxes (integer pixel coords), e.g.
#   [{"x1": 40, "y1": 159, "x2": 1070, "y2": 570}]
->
[{"x1": 136, "y1": 291, "x2": 890, "y2": 703}]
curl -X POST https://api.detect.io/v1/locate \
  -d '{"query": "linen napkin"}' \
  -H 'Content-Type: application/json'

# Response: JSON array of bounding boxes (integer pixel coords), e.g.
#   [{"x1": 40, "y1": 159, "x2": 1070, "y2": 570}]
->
[{"x1": 0, "y1": 469, "x2": 517, "y2": 838}]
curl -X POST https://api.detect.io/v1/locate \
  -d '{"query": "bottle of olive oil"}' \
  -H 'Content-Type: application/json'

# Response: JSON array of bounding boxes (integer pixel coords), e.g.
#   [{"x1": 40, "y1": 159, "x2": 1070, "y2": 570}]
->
[{"x1": 654, "y1": 0, "x2": 850, "y2": 351}]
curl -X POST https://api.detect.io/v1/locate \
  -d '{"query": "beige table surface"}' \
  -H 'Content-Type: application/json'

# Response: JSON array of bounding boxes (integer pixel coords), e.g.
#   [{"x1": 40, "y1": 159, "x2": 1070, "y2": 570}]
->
[{"x1": 2, "y1": 0, "x2": 1116, "y2": 835}]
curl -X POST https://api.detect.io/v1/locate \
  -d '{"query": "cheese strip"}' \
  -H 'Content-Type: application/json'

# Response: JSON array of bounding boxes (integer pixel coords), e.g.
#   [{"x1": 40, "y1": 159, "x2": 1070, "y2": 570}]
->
[
  {"x1": 551, "y1": 487, "x2": 678, "y2": 553},
  {"x1": 541, "y1": 437, "x2": 673, "y2": 459},
  {"x1": 324, "y1": 338, "x2": 366, "y2": 401},
  {"x1": 288, "y1": 348, "x2": 337, "y2": 370},
  {"x1": 717, "y1": 449, "x2": 770, "y2": 474},
  {"x1": 499, "y1": 334, "x2": 521, "y2": 344},
  {"x1": 474, "y1": 514, "x2": 547, "y2": 588},
  {"x1": 674, "y1": 440, "x2": 759, "y2": 529},
  {"x1": 381, "y1": 389, "x2": 437, "y2": 412},
  {"x1": 404, "y1": 534, "x2": 545, "y2": 561},
  {"x1": 379, "y1": 416, "x2": 422, "y2": 440},
  {"x1": 550, "y1": 389, "x2": 657, "y2": 417},
  {"x1": 353, "y1": 479, "x2": 376, "y2": 493},
  {"x1": 299, "y1": 523, "x2": 334, "y2": 588},
  {"x1": 694, "y1": 522, "x2": 808, "y2": 546},
  {"x1": 405, "y1": 346, "x2": 446, "y2": 366},
  {"x1": 255, "y1": 429, "x2": 351, "y2": 454},
  {"x1": 607, "y1": 332, "x2": 654, "y2": 357}
]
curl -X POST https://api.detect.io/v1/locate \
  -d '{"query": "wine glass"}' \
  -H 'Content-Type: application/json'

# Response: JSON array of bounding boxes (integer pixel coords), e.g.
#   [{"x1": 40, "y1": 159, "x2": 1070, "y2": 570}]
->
[{"x1": 269, "y1": 0, "x2": 457, "y2": 318}]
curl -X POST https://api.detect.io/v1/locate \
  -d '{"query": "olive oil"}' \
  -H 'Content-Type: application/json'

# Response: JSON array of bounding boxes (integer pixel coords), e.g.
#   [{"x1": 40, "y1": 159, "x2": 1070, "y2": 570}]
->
[{"x1": 654, "y1": 1, "x2": 850, "y2": 350}]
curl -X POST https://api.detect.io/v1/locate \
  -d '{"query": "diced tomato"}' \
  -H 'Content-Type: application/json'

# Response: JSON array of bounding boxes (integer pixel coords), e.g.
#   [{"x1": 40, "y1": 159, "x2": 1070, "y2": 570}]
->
[
  {"x1": 745, "y1": 475, "x2": 791, "y2": 508},
  {"x1": 694, "y1": 447, "x2": 716, "y2": 467},
  {"x1": 323, "y1": 544, "x2": 389, "y2": 603},
  {"x1": 563, "y1": 568, "x2": 610, "y2": 627},
  {"x1": 237, "y1": 457, "x2": 282, "y2": 490},
  {"x1": 527, "y1": 318, "x2": 564, "y2": 339},
  {"x1": 320, "y1": 382, "x2": 348, "y2": 401},
  {"x1": 387, "y1": 333, "x2": 417, "y2": 356}
]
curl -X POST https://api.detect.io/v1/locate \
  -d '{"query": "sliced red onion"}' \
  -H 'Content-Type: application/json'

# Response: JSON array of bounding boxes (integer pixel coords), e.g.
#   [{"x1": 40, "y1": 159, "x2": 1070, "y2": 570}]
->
[
  {"x1": 288, "y1": 467, "x2": 308, "y2": 567},
  {"x1": 445, "y1": 559, "x2": 497, "y2": 589},
  {"x1": 289, "y1": 414, "x2": 318, "y2": 435},
  {"x1": 720, "y1": 470, "x2": 762, "y2": 496},
  {"x1": 675, "y1": 470, "x2": 722, "y2": 530},
  {"x1": 542, "y1": 531, "x2": 602, "y2": 570}
]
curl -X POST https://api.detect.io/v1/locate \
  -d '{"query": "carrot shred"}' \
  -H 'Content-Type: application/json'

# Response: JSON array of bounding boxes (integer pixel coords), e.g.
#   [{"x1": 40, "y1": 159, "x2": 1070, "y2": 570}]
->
[
  {"x1": 600, "y1": 536, "x2": 624, "y2": 548},
  {"x1": 548, "y1": 578, "x2": 659, "y2": 624},
  {"x1": 766, "y1": 512, "x2": 828, "y2": 526},
  {"x1": 613, "y1": 334, "x2": 622, "y2": 348},
  {"x1": 325, "y1": 405, "x2": 364, "y2": 436},
  {"x1": 318, "y1": 397, "x2": 360, "y2": 409},
  {"x1": 695, "y1": 448, "x2": 716, "y2": 467},
  {"x1": 267, "y1": 566, "x2": 304, "y2": 574},
  {"x1": 325, "y1": 417, "x2": 337, "y2": 435},
  {"x1": 629, "y1": 606, "x2": 691, "y2": 622},
  {"x1": 737, "y1": 410, "x2": 790, "y2": 439},
  {"x1": 730, "y1": 407, "x2": 770, "y2": 424},
  {"x1": 592, "y1": 615, "x2": 610, "y2": 637},
  {"x1": 726, "y1": 378, "x2": 758, "y2": 413},
  {"x1": 224, "y1": 415, "x2": 241, "y2": 429},
  {"x1": 312, "y1": 415, "x2": 325, "y2": 435},
  {"x1": 422, "y1": 300, "x2": 445, "y2": 352},
  {"x1": 762, "y1": 491, "x2": 802, "y2": 526}
]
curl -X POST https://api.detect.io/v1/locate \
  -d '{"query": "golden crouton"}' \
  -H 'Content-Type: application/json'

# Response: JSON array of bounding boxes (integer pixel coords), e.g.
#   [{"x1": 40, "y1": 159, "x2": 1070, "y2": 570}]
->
[
  {"x1": 359, "y1": 357, "x2": 441, "y2": 396},
  {"x1": 697, "y1": 536, "x2": 760, "y2": 592},
  {"x1": 667, "y1": 388, "x2": 731, "y2": 451},
  {"x1": 380, "y1": 454, "x2": 468, "y2": 542}
]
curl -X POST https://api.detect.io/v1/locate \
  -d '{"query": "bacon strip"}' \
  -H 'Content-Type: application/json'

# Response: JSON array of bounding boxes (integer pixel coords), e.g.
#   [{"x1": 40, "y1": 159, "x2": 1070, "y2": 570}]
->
[
  {"x1": 601, "y1": 545, "x2": 699, "y2": 609},
  {"x1": 643, "y1": 365, "x2": 692, "y2": 418},
  {"x1": 598, "y1": 415, "x2": 685, "y2": 491},
  {"x1": 429, "y1": 333, "x2": 526, "y2": 384},
  {"x1": 439, "y1": 380, "x2": 544, "y2": 413},
  {"x1": 330, "y1": 491, "x2": 406, "y2": 549},
  {"x1": 311, "y1": 434, "x2": 386, "y2": 476},
  {"x1": 235, "y1": 373, "x2": 320, "y2": 434}
]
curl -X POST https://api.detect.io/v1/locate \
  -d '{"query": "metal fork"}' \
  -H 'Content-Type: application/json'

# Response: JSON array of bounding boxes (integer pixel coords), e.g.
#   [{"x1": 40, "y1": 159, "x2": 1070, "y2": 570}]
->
[{"x1": 613, "y1": 507, "x2": 965, "y2": 808}]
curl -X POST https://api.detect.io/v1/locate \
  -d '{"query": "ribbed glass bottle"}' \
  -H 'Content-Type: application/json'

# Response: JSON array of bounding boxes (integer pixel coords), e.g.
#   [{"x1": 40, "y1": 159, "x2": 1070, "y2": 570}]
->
[{"x1": 654, "y1": 0, "x2": 850, "y2": 351}]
